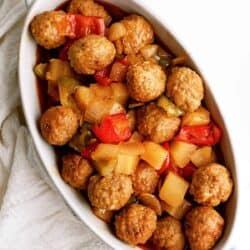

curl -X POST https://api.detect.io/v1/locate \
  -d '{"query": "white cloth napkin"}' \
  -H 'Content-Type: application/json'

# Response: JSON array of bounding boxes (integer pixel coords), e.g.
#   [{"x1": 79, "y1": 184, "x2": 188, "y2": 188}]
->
[{"x1": 0, "y1": 1, "x2": 111, "y2": 249}]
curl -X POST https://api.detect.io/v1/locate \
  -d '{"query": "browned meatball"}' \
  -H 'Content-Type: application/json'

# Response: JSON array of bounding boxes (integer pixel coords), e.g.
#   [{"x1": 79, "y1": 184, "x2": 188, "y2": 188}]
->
[
  {"x1": 127, "y1": 61, "x2": 166, "y2": 102},
  {"x1": 185, "y1": 206, "x2": 224, "y2": 250},
  {"x1": 88, "y1": 174, "x2": 133, "y2": 210},
  {"x1": 167, "y1": 67, "x2": 204, "y2": 112},
  {"x1": 68, "y1": 35, "x2": 116, "y2": 74},
  {"x1": 61, "y1": 154, "x2": 94, "y2": 189},
  {"x1": 30, "y1": 11, "x2": 69, "y2": 49},
  {"x1": 115, "y1": 204, "x2": 157, "y2": 245},
  {"x1": 117, "y1": 15, "x2": 154, "y2": 54},
  {"x1": 189, "y1": 163, "x2": 233, "y2": 207},
  {"x1": 151, "y1": 216, "x2": 185, "y2": 250},
  {"x1": 132, "y1": 162, "x2": 159, "y2": 195},
  {"x1": 68, "y1": 0, "x2": 111, "y2": 25},
  {"x1": 40, "y1": 106, "x2": 78, "y2": 145},
  {"x1": 137, "y1": 103, "x2": 181, "y2": 143}
]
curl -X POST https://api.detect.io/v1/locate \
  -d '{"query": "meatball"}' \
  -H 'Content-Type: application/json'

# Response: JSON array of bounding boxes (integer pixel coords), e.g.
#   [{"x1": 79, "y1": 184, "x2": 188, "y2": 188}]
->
[
  {"x1": 40, "y1": 106, "x2": 78, "y2": 145},
  {"x1": 118, "y1": 15, "x2": 154, "y2": 54},
  {"x1": 185, "y1": 206, "x2": 224, "y2": 250},
  {"x1": 68, "y1": 35, "x2": 116, "y2": 74},
  {"x1": 68, "y1": 0, "x2": 111, "y2": 25},
  {"x1": 137, "y1": 103, "x2": 181, "y2": 143},
  {"x1": 151, "y1": 216, "x2": 185, "y2": 250},
  {"x1": 30, "y1": 11, "x2": 68, "y2": 49},
  {"x1": 132, "y1": 162, "x2": 159, "y2": 195},
  {"x1": 127, "y1": 61, "x2": 166, "y2": 102},
  {"x1": 189, "y1": 163, "x2": 233, "y2": 206},
  {"x1": 167, "y1": 67, "x2": 204, "y2": 112},
  {"x1": 88, "y1": 174, "x2": 133, "y2": 210},
  {"x1": 115, "y1": 204, "x2": 157, "y2": 245},
  {"x1": 61, "y1": 154, "x2": 94, "y2": 189}
]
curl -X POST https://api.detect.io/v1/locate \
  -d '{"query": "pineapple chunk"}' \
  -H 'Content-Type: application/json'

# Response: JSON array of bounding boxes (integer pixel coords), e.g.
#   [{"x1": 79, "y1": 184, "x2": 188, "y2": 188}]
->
[
  {"x1": 91, "y1": 144, "x2": 119, "y2": 161},
  {"x1": 115, "y1": 154, "x2": 139, "y2": 175},
  {"x1": 161, "y1": 199, "x2": 192, "y2": 219},
  {"x1": 191, "y1": 146, "x2": 216, "y2": 167},
  {"x1": 111, "y1": 82, "x2": 129, "y2": 105},
  {"x1": 141, "y1": 141, "x2": 168, "y2": 170},
  {"x1": 94, "y1": 159, "x2": 117, "y2": 176},
  {"x1": 159, "y1": 172, "x2": 189, "y2": 208},
  {"x1": 182, "y1": 107, "x2": 210, "y2": 126},
  {"x1": 170, "y1": 141, "x2": 197, "y2": 168},
  {"x1": 119, "y1": 142, "x2": 145, "y2": 156},
  {"x1": 74, "y1": 86, "x2": 91, "y2": 111}
]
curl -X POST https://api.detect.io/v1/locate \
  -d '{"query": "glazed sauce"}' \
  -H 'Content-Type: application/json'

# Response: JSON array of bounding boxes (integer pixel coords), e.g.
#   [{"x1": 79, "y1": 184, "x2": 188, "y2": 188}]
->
[{"x1": 35, "y1": 2, "x2": 227, "y2": 250}]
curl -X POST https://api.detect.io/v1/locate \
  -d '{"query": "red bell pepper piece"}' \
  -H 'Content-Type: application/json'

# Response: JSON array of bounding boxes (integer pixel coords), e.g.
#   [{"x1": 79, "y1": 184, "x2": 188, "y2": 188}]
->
[
  {"x1": 117, "y1": 56, "x2": 129, "y2": 66},
  {"x1": 92, "y1": 113, "x2": 131, "y2": 143},
  {"x1": 175, "y1": 122, "x2": 222, "y2": 146},
  {"x1": 59, "y1": 40, "x2": 75, "y2": 60},
  {"x1": 94, "y1": 67, "x2": 112, "y2": 86},
  {"x1": 179, "y1": 162, "x2": 197, "y2": 181},
  {"x1": 81, "y1": 142, "x2": 99, "y2": 159},
  {"x1": 66, "y1": 15, "x2": 105, "y2": 39},
  {"x1": 157, "y1": 142, "x2": 170, "y2": 175}
]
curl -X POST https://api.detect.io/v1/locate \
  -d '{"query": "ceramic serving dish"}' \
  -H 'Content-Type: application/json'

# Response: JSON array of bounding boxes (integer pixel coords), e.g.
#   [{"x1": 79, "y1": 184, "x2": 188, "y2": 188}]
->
[{"x1": 19, "y1": 0, "x2": 239, "y2": 249}]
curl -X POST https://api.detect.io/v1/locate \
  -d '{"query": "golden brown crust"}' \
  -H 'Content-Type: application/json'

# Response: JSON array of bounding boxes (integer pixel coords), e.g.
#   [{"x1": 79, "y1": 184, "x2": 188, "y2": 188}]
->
[
  {"x1": 185, "y1": 206, "x2": 224, "y2": 250},
  {"x1": 119, "y1": 15, "x2": 154, "y2": 54},
  {"x1": 132, "y1": 162, "x2": 159, "y2": 195},
  {"x1": 30, "y1": 11, "x2": 68, "y2": 49},
  {"x1": 61, "y1": 154, "x2": 94, "y2": 189},
  {"x1": 40, "y1": 106, "x2": 78, "y2": 145},
  {"x1": 137, "y1": 103, "x2": 181, "y2": 143},
  {"x1": 68, "y1": 35, "x2": 116, "y2": 74},
  {"x1": 115, "y1": 204, "x2": 157, "y2": 245},
  {"x1": 189, "y1": 163, "x2": 233, "y2": 206},
  {"x1": 88, "y1": 174, "x2": 133, "y2": 210},
  {"x1": 167, "y1": 67, "x2": 204, "y2": 112},
  {"x1": 151, "y1": 216, "x2": 185, "y2": 250},
  {"x1": 127, "y1": 61, "x2": 166, "y2": 102},
  {"x1": 68, "y1": 0, "x2": 111, "y2": 25}
]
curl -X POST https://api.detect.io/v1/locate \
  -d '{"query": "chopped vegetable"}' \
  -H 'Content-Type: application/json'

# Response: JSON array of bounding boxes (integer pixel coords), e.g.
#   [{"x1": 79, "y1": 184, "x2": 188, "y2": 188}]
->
[
  {"x1": 159, "y1": 171, "x2": 189, "y2": 207},
  {"x1": 182, "y1": 107, "x2": 210, "y2": 126},
  {"x1": 175, "y1": 123, "x2": 222, "y2": 146},
  {"x1": 108, "y1": 22, "x2": 126, "y2": 41},
  {"x1": 111, "y1": 82, "x2": 129, "y2": 105},
  {"x1": 81, "y1": 142, "x2": 99, "y2": 159},
  {"x1": 109, "y1": 61, "x2": 128, "y2": 82},
  {"x1": 92, "y1": 113, "x2": 131, "y2": 143},
  {"x1": 157, "y1": 142, "x2": 170, "y2": 175},
  {"x1": 90, "y1": 84, "x2": 113, "y2": 100},
  {"x1": 46, "y1": 59, "x2": 74, "y2": 82},
  {"x1": 179, "y1": 162, "x2": 197, "y2": 181},
  {"x1": 119, "y1": 142, "x2": 145, "y2": 155},
  {"x1": 157, "y1": 47, "x2": 172, "y2": 67},
  {"x1": 140, "y1": 44, "x2": 158, "y2": 60},
  {"x1": 161, "y1": 199, "x2": 192, "y2": 220},
  {"x1": 94, "y1": 67, "x2": 112, "y2": 86},
  {"x1": 138, "y1": 193, "x2": 162, "y2": 216},
  {"x1": 141, "y1": 142, "x2": 168, "y2": 170},
  {"x1": 157, "y1": 95, "x2": 184, "y2": 117},
  {"x1": 34, "y1": 63, "x2": 48, "y2": 80},
  {"x1": 190, "y1": 146, "x2": 216, "y2": 167},
  {"x1": 66, "y1": 14, "x2": 105, "y2": 39},
  {"x1": 170, "y1": 141, "x2": 197, "y2": 168},
  {"x1": 117, "y1": 56, "x2": 129, "y2": 66}
]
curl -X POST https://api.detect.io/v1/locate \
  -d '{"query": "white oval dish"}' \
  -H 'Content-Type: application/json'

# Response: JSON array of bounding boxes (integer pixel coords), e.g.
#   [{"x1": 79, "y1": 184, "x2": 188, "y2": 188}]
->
[{"x1": 19, "y1": 0, "x2": 239, "y2": 249}]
